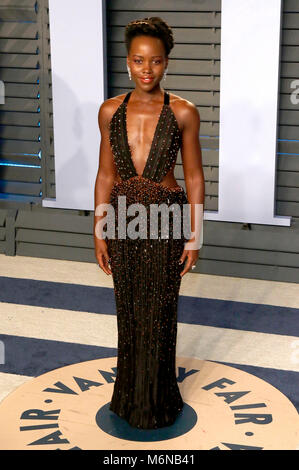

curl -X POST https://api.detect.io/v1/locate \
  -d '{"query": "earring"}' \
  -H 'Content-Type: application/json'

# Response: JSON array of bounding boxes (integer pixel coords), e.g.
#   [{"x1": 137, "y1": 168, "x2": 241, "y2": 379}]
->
[
  {"x1": 127, "y1": 64, "x2": 132, "y2": 80},
  {"x1": 163, "y1": 67, "x2": 168, "y2": 81}
]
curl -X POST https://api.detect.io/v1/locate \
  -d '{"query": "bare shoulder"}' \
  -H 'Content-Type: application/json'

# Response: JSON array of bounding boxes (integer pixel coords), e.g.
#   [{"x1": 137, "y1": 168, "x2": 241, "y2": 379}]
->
[
  {"x1": 168, "y1": 92, "x2": 200, "y2": 129},
  {"x1": 98, "y1": 93, "x2": 127, "y2": 129}
]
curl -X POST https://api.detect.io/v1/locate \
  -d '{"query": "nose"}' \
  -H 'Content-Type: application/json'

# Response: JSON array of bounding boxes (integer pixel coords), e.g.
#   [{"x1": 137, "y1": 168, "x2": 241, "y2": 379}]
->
[{"x1": 142, "y1": 62, "x2": 152, "y2": 74}]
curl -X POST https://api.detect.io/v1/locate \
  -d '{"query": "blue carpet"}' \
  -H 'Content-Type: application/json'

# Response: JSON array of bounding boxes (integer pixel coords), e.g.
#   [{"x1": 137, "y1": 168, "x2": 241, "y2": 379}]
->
[{"x1": 0, "y1": 276, "x2": 298, "y2": 336}]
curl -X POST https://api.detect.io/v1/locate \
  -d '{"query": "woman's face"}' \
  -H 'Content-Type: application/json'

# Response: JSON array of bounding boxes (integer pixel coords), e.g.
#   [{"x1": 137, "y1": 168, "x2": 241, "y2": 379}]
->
[{"x1": 127, "y1": 35, "x2": 168, "y2": 89}]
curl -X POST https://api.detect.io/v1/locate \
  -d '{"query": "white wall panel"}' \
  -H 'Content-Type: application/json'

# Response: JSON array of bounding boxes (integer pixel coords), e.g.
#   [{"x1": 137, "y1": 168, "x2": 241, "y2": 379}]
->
[
  {"x1": 43, "y1": 0, "x2": 106, "y2": 210},
  {"x1": 205, "y1": 0, "x2": 291, "y2": 226}
]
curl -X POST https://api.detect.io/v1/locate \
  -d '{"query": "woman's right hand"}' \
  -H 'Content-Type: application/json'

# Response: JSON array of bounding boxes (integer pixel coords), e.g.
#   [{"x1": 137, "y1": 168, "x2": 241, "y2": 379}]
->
[{"x1": 95, "y1": 239, "x2": 112, "y2": 275}]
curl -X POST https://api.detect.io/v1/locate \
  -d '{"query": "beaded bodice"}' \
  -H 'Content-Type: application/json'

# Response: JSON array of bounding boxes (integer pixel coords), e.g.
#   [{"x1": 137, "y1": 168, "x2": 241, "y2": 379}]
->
[{"x1": 109, "y1": 90, "x2": 182, "y2": 183}]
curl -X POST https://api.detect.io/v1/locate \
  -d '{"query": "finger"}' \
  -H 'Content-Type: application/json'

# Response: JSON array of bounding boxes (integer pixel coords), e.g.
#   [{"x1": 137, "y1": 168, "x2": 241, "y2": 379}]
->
[
  {"x1": 98, "y1": 253, "x2": 112, "y2": 275},
  {"x1": 179, "y1": 249, "x2": 188, "y2": 265},
  {"x1": 180, "y1": 255, "x2": 193, "y2": 277},
  {"x1": 188, "y1": 256, "x2": 199, "y2": 274},
  {"x1": 103, "y1": 252, "x2": 112, "y2": 275}
]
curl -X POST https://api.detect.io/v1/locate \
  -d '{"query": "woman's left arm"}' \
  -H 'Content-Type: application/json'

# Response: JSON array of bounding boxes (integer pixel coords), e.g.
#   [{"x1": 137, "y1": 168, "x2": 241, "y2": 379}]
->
[{"x1": 179, "y1": 100, "x2": 205, "y2": 277}]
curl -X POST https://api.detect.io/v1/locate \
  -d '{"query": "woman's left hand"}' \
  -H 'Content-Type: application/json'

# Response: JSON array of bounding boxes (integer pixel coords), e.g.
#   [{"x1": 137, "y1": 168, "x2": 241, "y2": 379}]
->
[{"x1": 179, "y1": 248, "x2": 199, "y2": 277}]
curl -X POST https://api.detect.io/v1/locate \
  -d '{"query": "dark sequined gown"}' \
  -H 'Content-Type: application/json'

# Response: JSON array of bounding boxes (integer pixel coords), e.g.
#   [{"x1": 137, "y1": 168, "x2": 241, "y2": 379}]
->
[{"x1": 107, "y1": 90, "x2": 189, "y2": 429}]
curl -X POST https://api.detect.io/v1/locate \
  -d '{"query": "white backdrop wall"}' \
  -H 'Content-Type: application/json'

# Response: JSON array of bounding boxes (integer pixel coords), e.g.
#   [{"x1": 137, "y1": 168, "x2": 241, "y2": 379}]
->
[
  {"x1": 42, "y1": 0, "x2": 106, "y2": 210},
  {"x1": 43, "y1": 0, "x2": 290, "y2": 229},
  {"x1": 204, "y1": 0, "x2": 290, "y2": 226}
]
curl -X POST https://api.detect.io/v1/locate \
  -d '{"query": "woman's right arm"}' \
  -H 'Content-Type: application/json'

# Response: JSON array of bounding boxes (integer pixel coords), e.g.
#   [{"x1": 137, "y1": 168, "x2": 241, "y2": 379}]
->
[{"x1": 93, "y1": 99, "x2": 118, "y2": 275}]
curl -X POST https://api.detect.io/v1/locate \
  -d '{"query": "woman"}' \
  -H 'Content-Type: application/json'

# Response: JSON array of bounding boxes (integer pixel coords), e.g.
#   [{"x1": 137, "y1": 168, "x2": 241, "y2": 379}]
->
[{"x1": 94, "y1": 17, "x2": 205, "y2": 429}]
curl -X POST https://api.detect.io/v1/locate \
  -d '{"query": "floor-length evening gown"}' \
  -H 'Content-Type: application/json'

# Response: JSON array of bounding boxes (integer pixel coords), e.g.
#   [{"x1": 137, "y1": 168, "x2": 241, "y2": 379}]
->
[{"x1": 107, "y1": 90, "x2": 189, "y2": 429}]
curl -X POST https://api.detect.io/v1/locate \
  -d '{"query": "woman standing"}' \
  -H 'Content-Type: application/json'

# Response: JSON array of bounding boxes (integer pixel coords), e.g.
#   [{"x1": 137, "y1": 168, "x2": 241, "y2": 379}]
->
[{"x1": 94, "y1": 17, "x2": 204, "y2": 429}]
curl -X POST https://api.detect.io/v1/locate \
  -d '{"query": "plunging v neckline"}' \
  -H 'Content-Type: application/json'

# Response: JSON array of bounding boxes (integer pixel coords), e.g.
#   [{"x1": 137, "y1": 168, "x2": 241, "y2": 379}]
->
[{"x1": 124, "y1": 90, "x2": 166, "y2": 178}]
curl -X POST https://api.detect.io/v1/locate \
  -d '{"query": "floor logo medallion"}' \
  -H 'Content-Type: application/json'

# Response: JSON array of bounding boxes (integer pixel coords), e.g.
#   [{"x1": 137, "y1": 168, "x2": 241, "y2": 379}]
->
[{"x1": 0, "y1": 357, "x2": 298, "y2": 450}]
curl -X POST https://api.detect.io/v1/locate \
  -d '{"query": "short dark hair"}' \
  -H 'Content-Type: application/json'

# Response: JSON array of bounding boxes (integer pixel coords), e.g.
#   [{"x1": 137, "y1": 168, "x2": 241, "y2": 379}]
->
[{"x1": 125, "y1": 17, "x2": 174, "y2": 57}]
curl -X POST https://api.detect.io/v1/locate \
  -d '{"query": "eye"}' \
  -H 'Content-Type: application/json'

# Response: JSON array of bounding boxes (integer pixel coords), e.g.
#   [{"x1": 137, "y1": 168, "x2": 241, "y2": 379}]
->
[{"x1": 134, "y1": 59, "x2": 142, "y2": 64}]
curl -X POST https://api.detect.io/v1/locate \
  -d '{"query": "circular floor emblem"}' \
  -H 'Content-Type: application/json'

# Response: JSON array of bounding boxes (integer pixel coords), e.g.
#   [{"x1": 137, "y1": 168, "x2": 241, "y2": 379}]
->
[{"x1": 0, "y1": 357, "x2": 298, "y2": 450}]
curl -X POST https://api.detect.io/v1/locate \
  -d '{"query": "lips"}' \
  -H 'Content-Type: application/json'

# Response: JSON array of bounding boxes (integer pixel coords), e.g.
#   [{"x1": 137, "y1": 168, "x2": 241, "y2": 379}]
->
[{"x1": 140, "y1": 77, "x2": 154, "y2": 83}]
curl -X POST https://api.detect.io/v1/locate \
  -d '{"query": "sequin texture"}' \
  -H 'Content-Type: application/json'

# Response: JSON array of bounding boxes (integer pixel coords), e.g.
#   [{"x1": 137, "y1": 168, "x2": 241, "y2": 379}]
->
[{"x1": 107, "y1": 90, "x2": 188, "y2": 429}]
